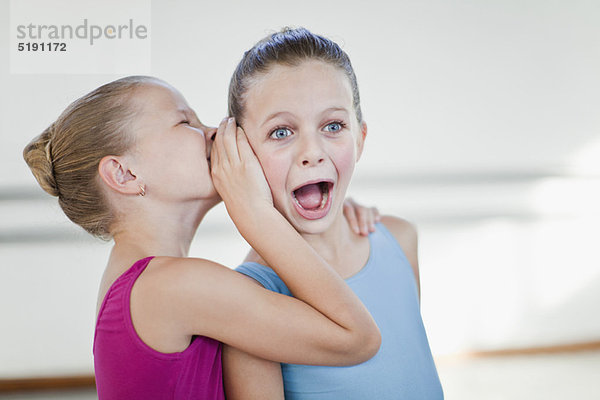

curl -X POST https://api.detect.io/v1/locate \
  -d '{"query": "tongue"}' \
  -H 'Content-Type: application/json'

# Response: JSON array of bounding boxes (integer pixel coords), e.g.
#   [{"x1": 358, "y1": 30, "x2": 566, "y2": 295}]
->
[{"x1": 294, "y1": 184, "x2": 323, "y2": 209}]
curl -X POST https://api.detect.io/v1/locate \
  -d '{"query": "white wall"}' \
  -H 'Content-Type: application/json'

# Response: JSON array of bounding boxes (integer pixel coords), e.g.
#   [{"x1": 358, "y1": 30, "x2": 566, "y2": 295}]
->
[{"x1": 1, "y1": 0, "x2": 599, "y2": 377}]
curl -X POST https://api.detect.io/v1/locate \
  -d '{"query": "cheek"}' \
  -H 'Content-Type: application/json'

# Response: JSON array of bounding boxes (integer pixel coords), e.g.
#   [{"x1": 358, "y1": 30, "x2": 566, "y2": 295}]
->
[{"x1": 331, "y1": 141, "x2": 357, "y2": 181}]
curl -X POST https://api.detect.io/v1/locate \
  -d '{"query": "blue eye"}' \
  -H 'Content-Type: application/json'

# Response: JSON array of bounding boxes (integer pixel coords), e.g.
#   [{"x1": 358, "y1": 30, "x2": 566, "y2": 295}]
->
[
  {"x1": 270, "y1": 127, "x2": 293, "y2": 139},
  {"x1": 324, "y1": 121, "x2": 344, "y2": 133}
]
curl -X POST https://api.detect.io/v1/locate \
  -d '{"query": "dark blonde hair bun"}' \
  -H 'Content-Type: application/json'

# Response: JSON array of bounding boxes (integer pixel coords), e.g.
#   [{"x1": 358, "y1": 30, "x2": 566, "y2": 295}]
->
[
  {"x1": 23, "y1": 124, "x2": 60, "y2": 197},
  {"x1": 23, "y1": 75, "x2": 159, "y2": 239}
]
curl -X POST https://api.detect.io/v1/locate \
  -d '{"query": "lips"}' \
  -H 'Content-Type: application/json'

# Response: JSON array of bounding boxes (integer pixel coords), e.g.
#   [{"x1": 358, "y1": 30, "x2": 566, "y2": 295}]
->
[{"x1": 291, "y1": 180, "x2": 334, "y2": 220}]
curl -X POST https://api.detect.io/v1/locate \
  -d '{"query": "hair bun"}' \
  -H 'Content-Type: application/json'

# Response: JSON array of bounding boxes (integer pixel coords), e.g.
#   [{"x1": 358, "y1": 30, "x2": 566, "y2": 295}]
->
[{"x1": 23, "y1": 124, "x2": 60, "y2": 197}]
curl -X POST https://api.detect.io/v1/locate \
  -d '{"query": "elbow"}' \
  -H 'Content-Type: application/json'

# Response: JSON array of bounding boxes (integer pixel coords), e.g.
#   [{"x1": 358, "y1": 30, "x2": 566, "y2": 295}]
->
[
  {"x1": 338, "y1": 323, "x2": 381, "y2": 366},
  {"x1": 358, "y1": 323, "x2": 382, "y2": 362}
]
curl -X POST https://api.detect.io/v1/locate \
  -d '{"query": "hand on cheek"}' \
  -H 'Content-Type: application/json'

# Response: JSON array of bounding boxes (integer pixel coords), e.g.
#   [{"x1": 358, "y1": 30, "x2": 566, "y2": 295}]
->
[{"x1": 210, "y1": 118, "x2": 273, "y2": 215}]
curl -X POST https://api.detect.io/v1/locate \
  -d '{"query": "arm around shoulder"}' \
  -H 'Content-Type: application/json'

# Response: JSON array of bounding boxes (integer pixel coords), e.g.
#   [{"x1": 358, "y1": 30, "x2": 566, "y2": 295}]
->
[{"x1": 156, "y1": 257, "x2": 380, "y2": 366}]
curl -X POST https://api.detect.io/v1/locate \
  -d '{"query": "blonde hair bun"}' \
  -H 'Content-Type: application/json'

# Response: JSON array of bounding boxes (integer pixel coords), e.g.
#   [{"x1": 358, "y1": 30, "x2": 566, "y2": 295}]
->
[
  {"x1": 22, "y1": 75, "x2": 158, "y2": 239},
  {"x1": 23, "y1": 125, "x2": 60, "y2": 197}
]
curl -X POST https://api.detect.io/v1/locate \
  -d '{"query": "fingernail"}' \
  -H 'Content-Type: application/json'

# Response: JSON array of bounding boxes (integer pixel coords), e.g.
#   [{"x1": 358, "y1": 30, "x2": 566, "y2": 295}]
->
[{"x1": 228, "y1": 117, "x2": 234, "y2": 124}]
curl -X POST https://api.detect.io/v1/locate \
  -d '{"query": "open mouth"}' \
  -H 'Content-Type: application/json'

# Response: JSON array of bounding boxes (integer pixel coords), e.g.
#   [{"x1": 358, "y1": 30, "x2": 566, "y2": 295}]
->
[{"x1": 291, "y1": 181, "x2": 334, "y2": 220}]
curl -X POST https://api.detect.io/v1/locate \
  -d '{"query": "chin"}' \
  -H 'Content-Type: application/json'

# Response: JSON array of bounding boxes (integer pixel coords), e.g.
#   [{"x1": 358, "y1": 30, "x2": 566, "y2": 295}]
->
[
  {"x1": 292, "y1": 220, "x2": 328, "y2": 235},
  {"x1": 283, "y1": 202, "x2": 343, "y2": 236}
]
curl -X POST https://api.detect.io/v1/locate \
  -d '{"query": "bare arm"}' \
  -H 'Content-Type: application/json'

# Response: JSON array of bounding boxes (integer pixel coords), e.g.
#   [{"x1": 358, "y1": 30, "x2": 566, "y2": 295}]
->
[
  {"x1": 223, "y1": 344, "x2": 283, "y2": 400},
  {"x1": 144, "y1": 256, "x2": 379, "y2": 365},
  {"x1": 222, "y1": 274, "x2": 284, "y2": 400}
]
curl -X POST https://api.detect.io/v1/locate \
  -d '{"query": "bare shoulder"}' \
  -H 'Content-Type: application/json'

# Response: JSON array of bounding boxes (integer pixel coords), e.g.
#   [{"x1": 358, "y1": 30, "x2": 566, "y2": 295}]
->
[
  {"x1": 133, "y1": 257, "x2": 250, "y2": 333},
  {"x1": 379, "y1": 215, "x2": 418, "y2": 251},
  {"x1": 139, "y1": 256, "x2": 264, "y2": 302},
  {"x1": 379, "y1": 215, "x2": 420, "y2": 294},
  {"x1": 129, "y1": 257, "x2": 246, "y2": 352},
  {"x1": 145, "y1": 255, "x2": 223, "y2": 275},
  {"x1": 140, "y1": 256, "x2": 232, "y2": 289}
]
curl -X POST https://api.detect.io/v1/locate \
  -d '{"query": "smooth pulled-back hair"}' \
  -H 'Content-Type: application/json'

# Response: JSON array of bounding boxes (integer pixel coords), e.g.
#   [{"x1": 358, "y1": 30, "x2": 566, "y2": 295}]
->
[
  {"x1": 23, "y1": 75, "x2": 158, "y2": 239},
  {"x1": 228, "y1": 27, "x2": 363, "y2": 123}
]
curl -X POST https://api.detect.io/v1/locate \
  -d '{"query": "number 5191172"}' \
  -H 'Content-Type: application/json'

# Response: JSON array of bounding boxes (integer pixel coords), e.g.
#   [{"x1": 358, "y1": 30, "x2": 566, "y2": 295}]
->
[{"x1": 18, "y1": 42, "x2": 66, "y2": 51}]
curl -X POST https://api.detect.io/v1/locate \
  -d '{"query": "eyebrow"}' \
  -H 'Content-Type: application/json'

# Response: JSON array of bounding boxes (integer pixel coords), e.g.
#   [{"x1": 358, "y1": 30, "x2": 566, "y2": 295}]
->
[
  {"x1": 260, "y1": 107, "x2": 350, "y2": 128},
  {"x1": 260, "y1": 111, "x2": 294, "y2": 128}
]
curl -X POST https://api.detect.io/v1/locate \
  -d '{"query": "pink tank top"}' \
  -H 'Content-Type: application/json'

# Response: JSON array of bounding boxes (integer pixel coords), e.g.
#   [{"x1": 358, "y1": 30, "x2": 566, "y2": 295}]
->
[{"x1": 94, "y1": 257, "x2": 224, "y2": 399}]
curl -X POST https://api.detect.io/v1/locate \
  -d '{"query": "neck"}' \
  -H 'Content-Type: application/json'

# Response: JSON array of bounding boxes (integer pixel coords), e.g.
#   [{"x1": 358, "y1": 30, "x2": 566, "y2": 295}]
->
[
  {"x1": 300, "y1": 209, "x2": 356, "y2": 265},
  {"x1": 111, "y1": 198, "x2": 218, "y2": 259}
]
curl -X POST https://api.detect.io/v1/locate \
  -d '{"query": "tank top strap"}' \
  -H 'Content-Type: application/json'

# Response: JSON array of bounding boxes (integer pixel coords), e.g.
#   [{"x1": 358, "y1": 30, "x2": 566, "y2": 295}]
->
[
  {"x1": 94, "y1": 256, "x2": 154, "y2": 352},
  {"x1": 124, "y1": 256, "x2": 155, "y2": 284},
  {"x1": 373, "y1": 222, "x2": 411, "y2": 265}
]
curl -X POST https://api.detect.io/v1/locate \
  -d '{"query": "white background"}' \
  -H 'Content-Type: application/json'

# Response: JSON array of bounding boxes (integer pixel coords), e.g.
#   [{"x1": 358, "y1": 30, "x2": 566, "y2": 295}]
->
[{"x1": 1, "y1": 0, "x2": 599, "y2": 379}]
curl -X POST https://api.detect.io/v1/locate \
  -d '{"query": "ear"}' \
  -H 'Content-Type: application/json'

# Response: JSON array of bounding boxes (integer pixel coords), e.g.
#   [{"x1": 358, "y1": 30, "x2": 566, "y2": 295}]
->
[
  {"x1": 355, "y1": 121, "x2": 368, "y2": 162},
  {"x1": 98, "y1": 155, "x2": 140, "y2": 195}
]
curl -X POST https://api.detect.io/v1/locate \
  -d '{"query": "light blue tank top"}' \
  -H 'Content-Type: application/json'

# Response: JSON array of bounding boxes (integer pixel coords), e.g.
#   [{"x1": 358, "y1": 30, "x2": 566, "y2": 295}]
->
[{"x1": 236, "y1": 223, "x2": 444, "y2": 399}]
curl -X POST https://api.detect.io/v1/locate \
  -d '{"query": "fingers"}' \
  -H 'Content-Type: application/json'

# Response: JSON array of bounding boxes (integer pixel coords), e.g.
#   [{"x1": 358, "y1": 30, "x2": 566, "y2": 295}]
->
[
  {"x1": 210, "y1": 117, "x2": 274, "y2": 211},
  {"x1": 355, "y1": 205, "x2": 371, "y2": 236},
  {"x1": 343, "y1": 198, "x2": 381, "y2": 236},
  {"x1": 360, "y1": 206, "x2": 380, "y2": 234},
  {"x1": 343, "y1": 199, "x2": 361, "y2": 235},
  {"x1": 372, "y1": 207, "x2": 381, "y2": 225},
  {"x1": 211, "y1": 118, "x2": 228, "y2": 169},
  {"x1": 236, "y1": 126, "x2": 256, "y2": 160},
  {"x1": 222, "y1": 118, "x2": 240, "y2": 162},
  {"x1": 213, "y1": 118, "x2": 239, "y2": 165},
  {"x1": 367, "y1": 207, "x2": 381, "y2": 234},
  {"x1": 225, "y1": 118, "x2": 241, "y2": 162}
]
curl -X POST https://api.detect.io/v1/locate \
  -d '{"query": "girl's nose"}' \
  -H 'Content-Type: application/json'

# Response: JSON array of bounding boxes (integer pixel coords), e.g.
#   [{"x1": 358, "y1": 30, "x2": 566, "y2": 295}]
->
[{"x1": 299, "y1": 135, "x2": 325, "y2": 167}]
